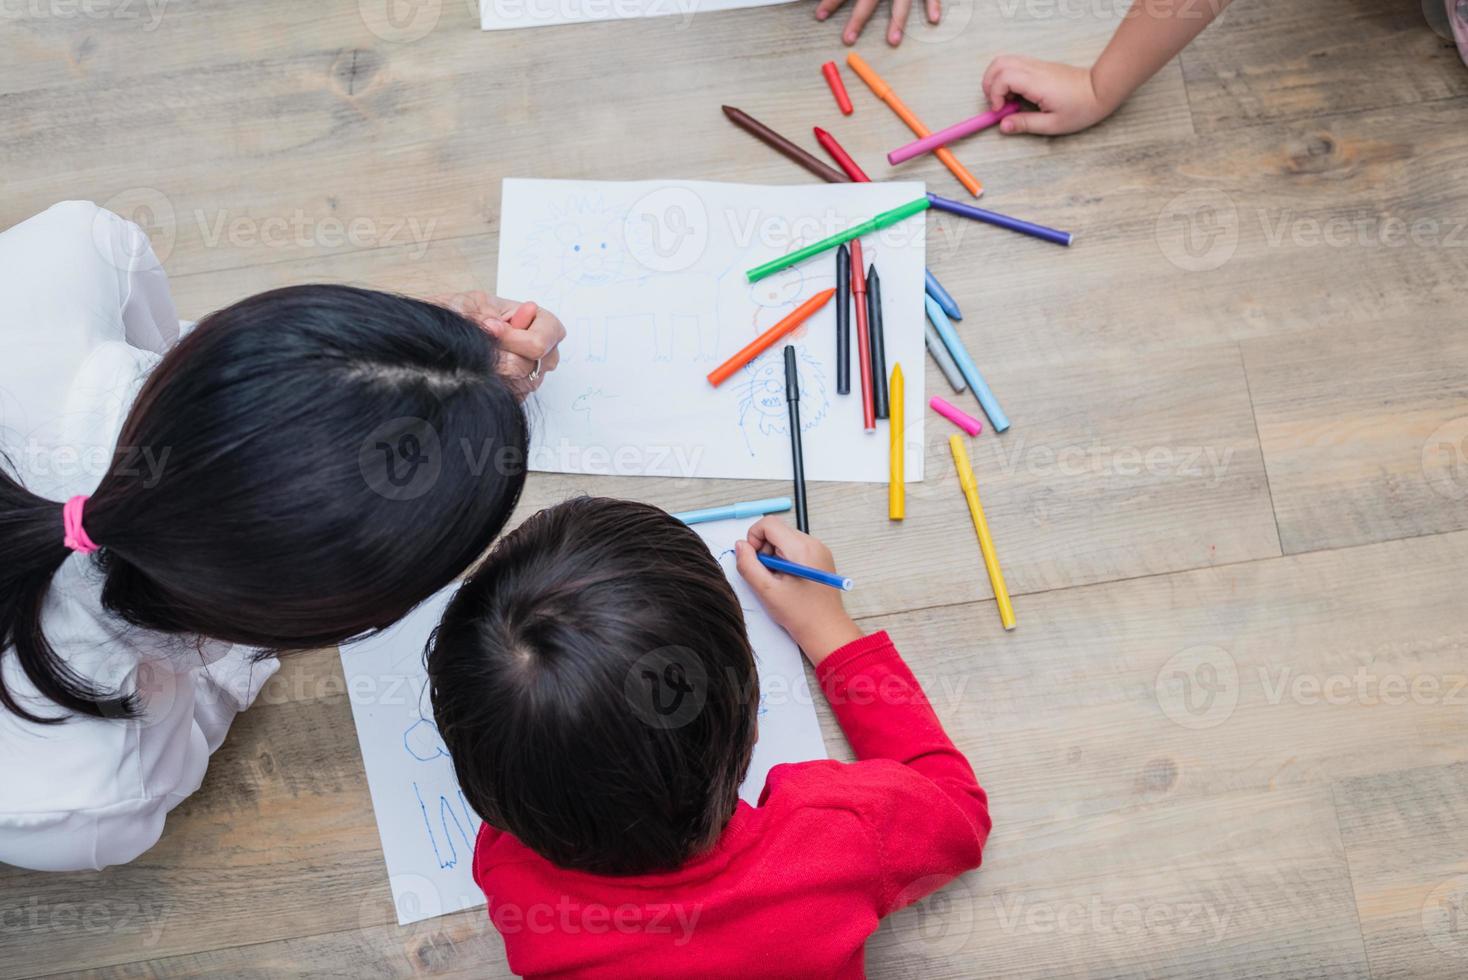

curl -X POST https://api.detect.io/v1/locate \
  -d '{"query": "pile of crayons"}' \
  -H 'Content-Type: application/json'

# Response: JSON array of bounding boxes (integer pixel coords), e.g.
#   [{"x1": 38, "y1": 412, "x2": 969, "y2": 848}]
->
[{"x1": 695, "y1": 53, "x2": 1059, "y2": 632}]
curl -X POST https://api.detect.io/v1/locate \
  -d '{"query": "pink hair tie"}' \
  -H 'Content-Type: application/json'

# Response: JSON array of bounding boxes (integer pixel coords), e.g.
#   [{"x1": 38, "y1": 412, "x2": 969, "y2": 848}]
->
[{"x1": 62, "y1": 496, "x2": 100, "y2": 554}]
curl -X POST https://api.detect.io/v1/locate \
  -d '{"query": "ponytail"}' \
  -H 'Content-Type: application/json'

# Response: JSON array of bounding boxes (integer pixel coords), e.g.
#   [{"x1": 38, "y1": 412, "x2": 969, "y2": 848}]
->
[
  {"x1": 1, "y1": 284, "x2": 529, "y2": 723},
  {"x1": 0, "y1": 468, "x2": 133, "y2": 722}
]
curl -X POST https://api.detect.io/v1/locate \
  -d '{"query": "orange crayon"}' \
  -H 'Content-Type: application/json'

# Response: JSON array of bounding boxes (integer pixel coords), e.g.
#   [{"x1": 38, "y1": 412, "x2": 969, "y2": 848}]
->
[
  {"x1": 846, "y1": 53, "x2": 983, "y2": 198},
  {"x1": 707, "y1": 288, "x2": 836, "y2": 388}
]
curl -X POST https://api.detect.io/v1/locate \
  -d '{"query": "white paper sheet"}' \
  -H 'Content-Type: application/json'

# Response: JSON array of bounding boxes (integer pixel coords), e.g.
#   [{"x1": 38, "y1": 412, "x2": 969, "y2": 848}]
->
[
  {"x1": 688, "y1": 517, "x2": 829, "y2": 803},
  {"x1": 496, "y1": 177, "x2": 927, "y2": 483},
  {"x1": 481, "y1": 0, "x2": 794, "y2": 31},
  {"x1": 341, "y1": 516, "x2": 827, "y2": 925}
]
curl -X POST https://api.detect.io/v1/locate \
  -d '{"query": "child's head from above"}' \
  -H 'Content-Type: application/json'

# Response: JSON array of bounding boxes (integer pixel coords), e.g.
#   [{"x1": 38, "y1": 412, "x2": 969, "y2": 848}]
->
[
  {"x1": 0, "y1": 284, "x2": 528, "y2": 723},
  {"x1": 428, "y1": 497, "x2": 759, "y2": 876}
]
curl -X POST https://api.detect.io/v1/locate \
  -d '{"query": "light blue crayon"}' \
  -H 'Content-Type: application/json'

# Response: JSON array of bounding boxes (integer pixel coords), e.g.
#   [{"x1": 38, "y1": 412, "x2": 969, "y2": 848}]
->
[
  {"x1": 924, "y1": 268, "x2": 963, "y2": 320},
  {"x1": 924, "y1": 295, "x2": 1009, "y2": 433},
  {"x1": 757, "y1": 552, "x2": 853, "y2": 591},
  {"x1": 673, "y1": 497, "x2": 792, "y2": 525}
]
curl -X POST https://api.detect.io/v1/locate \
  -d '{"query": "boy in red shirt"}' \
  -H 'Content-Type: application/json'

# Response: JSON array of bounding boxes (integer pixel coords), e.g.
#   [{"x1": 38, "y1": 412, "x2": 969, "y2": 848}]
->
[{"x1": 428, "y1": 497, "x2": 990, "y2": 977}]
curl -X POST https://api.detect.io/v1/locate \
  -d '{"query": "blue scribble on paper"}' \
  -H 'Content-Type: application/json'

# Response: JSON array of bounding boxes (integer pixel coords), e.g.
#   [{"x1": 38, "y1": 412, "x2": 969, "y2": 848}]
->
[
  {"x1": 413, "y1": 782, "x2": 478, "y2": 870},
  {"x1": 519, "y1": 194, "x2": 737, "y2": 365},
  {"x1": 402, "y1": 681, "x2": 479, "y2": 869},
  {"x1": 736, "y1": 345, "x2": 829, "y2": 455},
  {"x1": 572, "y1": 387, "x2": 620, "y2": 423}
]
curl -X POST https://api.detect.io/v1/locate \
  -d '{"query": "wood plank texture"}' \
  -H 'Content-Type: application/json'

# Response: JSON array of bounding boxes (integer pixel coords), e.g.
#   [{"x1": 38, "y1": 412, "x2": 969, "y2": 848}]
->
[{"x1": 3, "y1": 0, "x2": 1467, "y2": 974}]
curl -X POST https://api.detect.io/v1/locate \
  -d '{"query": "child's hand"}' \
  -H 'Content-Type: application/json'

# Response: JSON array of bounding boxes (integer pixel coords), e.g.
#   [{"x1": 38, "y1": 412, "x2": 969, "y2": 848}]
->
[
  {"x1": 735, "y1": 517, "x2": 863, "y2": 666},
  {"x1": 431, "y1": 291, "x2": 566, "y2": 397},
  {"x1": 981, "y1": 55, "x2": 1114, "y2": 136},
  {"x1": 815, "y1": 0, "x2": 941, "y2": 47}
]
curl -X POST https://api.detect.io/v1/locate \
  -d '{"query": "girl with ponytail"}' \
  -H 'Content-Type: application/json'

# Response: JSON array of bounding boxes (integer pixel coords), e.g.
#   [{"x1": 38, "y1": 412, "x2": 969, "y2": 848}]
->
[{"x1": 0, "y1": 201, "x2": 564, "y2": 871}]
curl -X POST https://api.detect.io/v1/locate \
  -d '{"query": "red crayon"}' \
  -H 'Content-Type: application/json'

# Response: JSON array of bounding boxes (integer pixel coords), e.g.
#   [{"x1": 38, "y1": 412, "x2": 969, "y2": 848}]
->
[
  {"x1": 813, "y1": 127, "x2": 871, "y2": 183},
  {"x1": 821, "y1": 61, "x2": 853, "y2": 115},
  {"x1": 850, "y1": 239, "x2": 875, "y2": 431}
]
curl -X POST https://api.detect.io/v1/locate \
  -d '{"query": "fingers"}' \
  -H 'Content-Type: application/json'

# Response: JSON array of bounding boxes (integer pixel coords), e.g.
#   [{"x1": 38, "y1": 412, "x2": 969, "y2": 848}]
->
[
  {"x1": 498, "y1": 350, "x2": 538, "y2": 383},
  {"x1": 842, "y1": 0, "x2": 879, "y2": 44},
  {"x1": 984, "y1": 57, "x2": 1031, "y2": 111},
  {"x1": 746, "y1": 516, "x2": 836, "y2": 570},
  {"x1": 981, "y1": 58, "x2": 1003, "y2": 105},
  {"x1": 887, "y1": 0, "x2": 912, "y2": 44},
  {"x1": 734, "y1": 540, "x2": 778, "y2": 591},
  {"x1": 815, "y1": 0, "x2": 848, "y2": 21},
  {"x1": 746, "y1": 515, "x2": 798, "y2": 557},
  {"x1": 926, "y1": 0, "x2": 940, "y2": 22},
  {"x1": 1001, "y1": 110, "x2": 1064, "y2": 136},
  {"x1": 495, "y1": 327, "x2": 553, "y2": 365},
  {"x1": 507, "y1": 300, "x2": 537, "y2": 330}
]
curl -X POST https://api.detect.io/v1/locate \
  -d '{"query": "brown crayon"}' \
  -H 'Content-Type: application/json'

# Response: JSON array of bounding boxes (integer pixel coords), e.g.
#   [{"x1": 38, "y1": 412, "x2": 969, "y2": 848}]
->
[{"x1": 721, "y1": 105, "x2": 847, "y2": 184}]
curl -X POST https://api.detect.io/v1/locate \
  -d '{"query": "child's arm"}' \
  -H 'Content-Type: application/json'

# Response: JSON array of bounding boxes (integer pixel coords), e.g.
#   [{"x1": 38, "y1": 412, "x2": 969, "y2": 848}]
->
[
  {"x1": 983, "y1": 0, "x2": 1233, "y2": 136},
  {"x1": 735, "y1": 520, "x2": 990, "y2": 912}
]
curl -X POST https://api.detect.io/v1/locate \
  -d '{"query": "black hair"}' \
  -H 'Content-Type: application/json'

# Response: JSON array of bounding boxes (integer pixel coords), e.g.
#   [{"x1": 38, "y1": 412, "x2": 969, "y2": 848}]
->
[
  {"x1": 0, "y1": 284, "x2": 528, "y2": 723},
  {"x1": 428, "y1": 497, "x2": 759, "y2": 876}
]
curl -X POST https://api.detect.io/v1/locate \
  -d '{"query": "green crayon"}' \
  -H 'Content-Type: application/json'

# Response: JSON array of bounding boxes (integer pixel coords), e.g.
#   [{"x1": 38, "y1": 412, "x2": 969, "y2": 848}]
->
[{"x1": 745, "y1": 197, "x2": 930, "y2": 283}]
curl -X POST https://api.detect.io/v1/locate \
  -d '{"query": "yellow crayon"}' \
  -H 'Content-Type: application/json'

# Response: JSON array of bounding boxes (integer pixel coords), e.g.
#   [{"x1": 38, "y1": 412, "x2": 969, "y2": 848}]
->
[
  {"x1": 889, "y1": 363, "x2": 905, "y2": 520},
  {"x1": 948, "y1": 434, "x2": 1016, "y2": 630}
]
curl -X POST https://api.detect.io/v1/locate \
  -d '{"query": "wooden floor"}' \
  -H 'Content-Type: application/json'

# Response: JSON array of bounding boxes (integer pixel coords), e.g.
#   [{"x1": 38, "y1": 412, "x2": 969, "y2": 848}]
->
[{"x1": 4, "y1": 0, "x2": 1468, "y2": 976}]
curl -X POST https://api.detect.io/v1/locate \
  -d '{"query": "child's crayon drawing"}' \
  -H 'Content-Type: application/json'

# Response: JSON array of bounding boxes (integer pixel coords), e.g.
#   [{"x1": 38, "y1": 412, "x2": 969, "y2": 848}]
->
[
  {"x1": 413, "y1": 782, "x2": 478, "y2": 871},
  {"x1": 519, "y1": 194, "x2": 735, "y2": 366},
  {"x1": 736, "y1": 345, "x2": 829, "y2": 456},
  {"x1": 571, "y1": 387, "x2": 619, "y2": 423},
  {"x1": 498, "y1": 178, "x2": 928, "y2": 483}
]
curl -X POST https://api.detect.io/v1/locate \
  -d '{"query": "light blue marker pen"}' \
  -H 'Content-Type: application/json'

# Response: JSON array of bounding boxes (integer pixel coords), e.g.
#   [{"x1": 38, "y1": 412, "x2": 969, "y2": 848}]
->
[
  {"x1": 924, "y1": 268, "x2": 963, "y2": 321},
  {"x1": 673, "y1": 497, "x2": 792, "y2": 526},
  {"x1": 757, "y1": 552, "x2": 854, "y2": 591},
  {"x1": 924, "y1": 295, "x2": 1009, "y2": 433}
]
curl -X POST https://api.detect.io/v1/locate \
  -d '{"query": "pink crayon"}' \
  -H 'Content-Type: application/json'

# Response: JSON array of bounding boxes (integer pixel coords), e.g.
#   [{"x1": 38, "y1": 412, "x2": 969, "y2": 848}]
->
[
  {"x1": 888, "y1": 102, "x2": 1021, "y2": 165},
  {"x1": 930, "y1": 396, "x2": 984, "y2": 436}
]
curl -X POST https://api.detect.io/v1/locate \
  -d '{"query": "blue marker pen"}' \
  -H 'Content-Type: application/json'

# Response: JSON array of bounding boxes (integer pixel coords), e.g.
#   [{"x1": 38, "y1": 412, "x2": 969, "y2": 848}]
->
[
  {"x1": 756, "y1": 552, "x2": 854, "y2": 591},
  {"x1": 924, "y1": 295, "x2": 1009, "y2": 433},
  {"x1": 924, "y1": 268, "x2": 963, "y2": 321}
]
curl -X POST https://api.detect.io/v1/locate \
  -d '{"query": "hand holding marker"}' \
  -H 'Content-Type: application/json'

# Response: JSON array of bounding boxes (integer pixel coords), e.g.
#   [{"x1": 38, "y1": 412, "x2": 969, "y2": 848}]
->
[{"x1": 676, "y1": 498, "x2": 854, "y2": 591}]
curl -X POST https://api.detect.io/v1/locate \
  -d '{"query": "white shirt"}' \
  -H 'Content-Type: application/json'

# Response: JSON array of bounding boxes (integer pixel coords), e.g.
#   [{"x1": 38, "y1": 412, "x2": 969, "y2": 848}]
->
[{"x1": 0, "y1": 201, "x2": 278, "y2": 871}]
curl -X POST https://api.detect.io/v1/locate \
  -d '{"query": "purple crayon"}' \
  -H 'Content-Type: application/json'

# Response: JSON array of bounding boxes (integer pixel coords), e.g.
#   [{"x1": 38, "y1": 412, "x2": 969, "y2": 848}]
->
[{"x1": 926, "y1": 193, "x2": 1073, "y2": 247}]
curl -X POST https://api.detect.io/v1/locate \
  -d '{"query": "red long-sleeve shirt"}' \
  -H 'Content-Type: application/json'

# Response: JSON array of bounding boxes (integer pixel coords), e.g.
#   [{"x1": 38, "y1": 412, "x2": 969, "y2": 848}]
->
[{"x1": 472, "y1": 631, "x2": 991, "y2": 978}]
